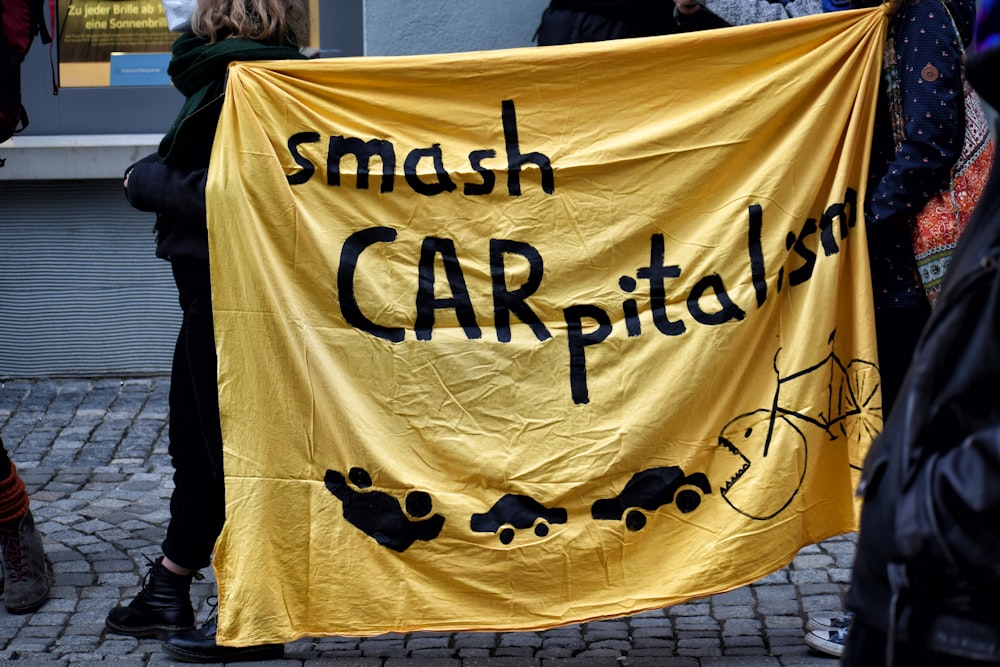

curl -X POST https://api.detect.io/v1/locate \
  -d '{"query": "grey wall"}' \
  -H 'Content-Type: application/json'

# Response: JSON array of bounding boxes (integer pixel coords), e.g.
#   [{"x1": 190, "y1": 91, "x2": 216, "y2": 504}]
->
[{"x1": 363, "y1": 0, "x2": 549, "y2": 56}]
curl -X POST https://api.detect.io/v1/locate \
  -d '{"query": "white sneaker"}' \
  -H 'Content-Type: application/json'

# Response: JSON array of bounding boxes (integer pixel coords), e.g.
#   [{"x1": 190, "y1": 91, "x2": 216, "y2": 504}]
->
[
  {"x1": 805, "y1": 626, "x2": 849, "y2": 657},
  {"x1": 805, "y1": 611, "x2": 853, "y2": 632}
]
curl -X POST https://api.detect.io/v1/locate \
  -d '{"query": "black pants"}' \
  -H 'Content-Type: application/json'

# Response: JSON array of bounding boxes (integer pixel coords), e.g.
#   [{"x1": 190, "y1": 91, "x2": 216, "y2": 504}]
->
[
  {"x1": 874, "y1": 301, "x2": 930, "y2": 417},
  {"x1": 162, "y1": 258, "x2": 226, "y2": 571},
  {"x1": 867, "y1": 220, "x2": 932, "y2": 417},
  {"x1": 844, "y1": 620, "x2": 994, "y2": 667}
]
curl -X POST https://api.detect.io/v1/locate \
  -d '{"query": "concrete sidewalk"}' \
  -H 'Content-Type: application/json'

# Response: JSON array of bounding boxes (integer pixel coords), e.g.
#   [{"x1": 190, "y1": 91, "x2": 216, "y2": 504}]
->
[{"x1": 0, "y1": 377, "x2": 852, "y2": 666}]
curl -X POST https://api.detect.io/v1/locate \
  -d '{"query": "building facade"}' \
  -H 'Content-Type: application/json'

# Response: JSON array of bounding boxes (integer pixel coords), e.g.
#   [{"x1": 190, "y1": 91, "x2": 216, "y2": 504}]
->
[{"x1": 0, "y1": 0, "x2": 547, "y2": 377}]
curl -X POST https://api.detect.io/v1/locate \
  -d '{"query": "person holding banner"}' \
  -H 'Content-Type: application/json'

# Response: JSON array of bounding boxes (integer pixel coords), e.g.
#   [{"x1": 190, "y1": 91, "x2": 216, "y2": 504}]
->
[
  {"x1": 802, "y1": 0, "x2": 980, "y2": 658},
  {"x1": 854, "y1": 0, "x2": 982, "y2": 417},
  {"x1": 838, "y1": 3, "x2": 1000, "y2": 663},
  {"x1": 104, "y1": 0, "x2": 308, "y2": 662},
  {"x1": 697, "y1": 0, "x2": 985, "y2": 658},
  {"x1": 535, "y1": 0, "x2": 726, "y2": 45},
  {"x1": 702, "y1": 0, "x2": 980, "y2": 437},
  {"x1": 536, "y1": 0, "x2": 677, "y2": 44},
  {"x1": 691, "y1": 0, "x2": 823, "y2": 23}
]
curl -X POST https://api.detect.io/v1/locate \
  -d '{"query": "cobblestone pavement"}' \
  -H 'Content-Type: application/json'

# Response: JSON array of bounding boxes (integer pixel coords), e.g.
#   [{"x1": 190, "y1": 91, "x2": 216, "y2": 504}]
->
[{"x1": 0, "y1": 377, "x2": 853, "y2": 666}]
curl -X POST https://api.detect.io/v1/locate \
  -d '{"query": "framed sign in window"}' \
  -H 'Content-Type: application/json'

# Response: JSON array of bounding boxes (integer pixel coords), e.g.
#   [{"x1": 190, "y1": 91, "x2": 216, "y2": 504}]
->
[
  {"x1": 56, "y1": 0, "x2": 325, "y2": 87},
  {"x1": 12, "y1": 0, "x2": 360, "y2": 136},
  {"x1": 58, "y1": 0, "x2": 176, "y2": 87}
]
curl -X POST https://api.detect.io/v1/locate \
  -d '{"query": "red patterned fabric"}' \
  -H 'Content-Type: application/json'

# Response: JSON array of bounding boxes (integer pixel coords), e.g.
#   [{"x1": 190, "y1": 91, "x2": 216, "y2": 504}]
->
[
  {"x1": 910, "y1": 77, "x2": 995, "y2": 306},
  {"x1": 0, "y1": 461, "x2": 29, "y2": 524}
]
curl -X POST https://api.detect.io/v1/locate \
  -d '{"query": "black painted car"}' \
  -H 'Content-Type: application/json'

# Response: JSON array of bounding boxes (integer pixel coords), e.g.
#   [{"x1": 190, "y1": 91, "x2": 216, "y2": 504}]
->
[
  {"x1": 471, "y1": 494, "x2": 568, "y2": 544},
  {"x1": 591, "y1": 466, "x2": 711, "y2": 531}
]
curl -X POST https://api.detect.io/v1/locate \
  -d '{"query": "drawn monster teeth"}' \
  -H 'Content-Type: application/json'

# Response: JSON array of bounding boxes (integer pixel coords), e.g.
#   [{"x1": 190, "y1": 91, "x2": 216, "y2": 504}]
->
[{"x1": 717, "y1": 436, "x2": 750, "y2": 492}]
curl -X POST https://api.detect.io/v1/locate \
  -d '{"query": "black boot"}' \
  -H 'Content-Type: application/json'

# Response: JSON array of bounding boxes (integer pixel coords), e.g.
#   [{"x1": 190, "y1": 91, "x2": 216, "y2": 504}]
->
[
  {"x1": 162, "y1": 617, "x2": 284, "y2": 663},
  {"x1": 105, "y1": 557, "x2": 198, "y2": 638},
  {"x1": 0, "y1": 509, "x2": 51, "y2": 614}
]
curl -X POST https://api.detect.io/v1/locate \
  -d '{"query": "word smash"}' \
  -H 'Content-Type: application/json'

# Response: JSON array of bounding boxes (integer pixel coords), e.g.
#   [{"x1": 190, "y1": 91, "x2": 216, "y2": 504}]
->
[{"x1": 284, "y1": 100, "x2": 860, "y2": 405}]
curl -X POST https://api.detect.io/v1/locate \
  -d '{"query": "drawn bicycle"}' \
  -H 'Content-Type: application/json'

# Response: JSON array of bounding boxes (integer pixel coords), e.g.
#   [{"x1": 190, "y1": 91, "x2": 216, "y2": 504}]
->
[{"x1": 717, "y1": 330, "x2": 881, "y2": 520}]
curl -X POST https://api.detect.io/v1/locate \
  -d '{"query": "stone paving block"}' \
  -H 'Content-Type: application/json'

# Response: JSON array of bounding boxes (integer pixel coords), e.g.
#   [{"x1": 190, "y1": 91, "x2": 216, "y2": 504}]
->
[
  {"x1": 499, "y1": 633, "x2": 542, "y2": 649},
  {"x1": 4, "y1": 638, "x2": 54, "y2": 653},
  {"x1": 539, "y1": 637, "x2": 584, "y2": 651},
  {"x1": 722, "y1": 636, "x2": 764, "y2": 649},
  {"x1": 627, "y1": 617, "x2": 671, "y2": 629},
  {"x1": 586, "y1": 639, "x2": 630, "y2": 652},
  {"x1": 533, "y1": 648, "x2": 575, "y2": 659},
  {"x1": 556, "y1": 649, "x2": 622, "y2": 659},
  {"x1": 456, "y1": 648, "x2": 492, "y2": 658},
  {"x1": 777, "y1": 653, "x2": 842, "y2": 665},
  {"x1": 630, "y1": 626, "x2": 672, "y2": 639},
  {"x1": 668, "y1": 602, "x2": 711, "y2": 617},
  {"x1": 701, "y1": 658, "x2": 779, "y2": 666},
  {"x1": 677, "y1": 637, "x2": 723, "y2": 651},
  {"x1": 753, "y1": 570, "x2": 789, "y2": 586},
  {"x1": 630, "y1": 637, "x2": 673, "y2": 649},
  {"x1": 495, "y1": 646, "x2": 540, "y2": 657},
  {"x1": 799, "y1": 595, "x2": 844, "y2": 615},
  {"x1": 625, "y1": 657, "x2": 699, "y2": 666},
  {"x1": 711, "y1": 588, "x2": 754, "y2": 606},
  {"x1": 410, "y1": 649, "x2": 462, "y2": 658},
  {"x1": 674, "y1": 617, "x2": 718, "y2": 631},
  {"x1": 407, "y1": 636, "x2": 452, "y2": 650},
  {"x1": 540, "y1": 627, "x2": 581, "y2": 638},
  {"x1": 755, "y1": 600, "x2": 799, "y2": 616},
  {"x1": 721, "y1": 619, "x2": 760, "y2": 636},
  {"x1": 581, "y1": 629, "x2": 628, "y2": 642},
  {"x1": 453, "y1": 633, "x2": 498, "y2": 649},
  {"x1": 708, "y1": 606, "x2": 755, "y2": 621},
  {"x1": 787, "y1": 568, "x2": 831, "y2": 586},
  {"x1": 722, "y1": 647, "x2": 769, "y2": 657}
]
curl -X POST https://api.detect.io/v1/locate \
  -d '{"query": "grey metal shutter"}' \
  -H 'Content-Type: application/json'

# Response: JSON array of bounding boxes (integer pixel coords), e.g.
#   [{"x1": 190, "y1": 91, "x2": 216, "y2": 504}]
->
[{"x1": 0, "y1": 180, "x2": 179, "y2": 377}]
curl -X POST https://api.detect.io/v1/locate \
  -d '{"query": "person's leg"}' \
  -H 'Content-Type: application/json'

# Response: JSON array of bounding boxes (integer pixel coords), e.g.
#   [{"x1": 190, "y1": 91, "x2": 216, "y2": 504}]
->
[
  {"x1": 874, "y1": 301, "x2": 930, "y2": 416},
  {"x1": 807, "y1": 236, "x2": 931, "y2": 647},
  {"x1": 106, "y1": 259, "x2": 225, "y2": 638},
  {"x1": 158, "y1": 259, "x2": 283, "y2": 662},
  {"x1": 0, "y1": 437, "x2": 50, "y2": 614},
  {"x1": 161, "y1": 259, "x2": 227, "y2": 571}
]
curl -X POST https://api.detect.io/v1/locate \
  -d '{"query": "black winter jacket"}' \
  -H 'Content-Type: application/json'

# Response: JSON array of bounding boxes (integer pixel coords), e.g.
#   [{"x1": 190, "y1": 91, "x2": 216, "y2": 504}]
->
[
  {"x1": 536, "y1": 0, "x2": 679, "y2": 44},
  {"x1": 124, "y1": 154, "x2": 208, "y2": 262},
  {"x1": 845, "y1": 44, "x2": 1000, "y2": 662}
]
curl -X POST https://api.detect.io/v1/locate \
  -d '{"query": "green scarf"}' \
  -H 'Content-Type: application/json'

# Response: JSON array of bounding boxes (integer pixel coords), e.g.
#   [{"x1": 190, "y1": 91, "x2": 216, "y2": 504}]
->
[{"x1": 158, "y1": 32, "x2": 306, "y2": 167}]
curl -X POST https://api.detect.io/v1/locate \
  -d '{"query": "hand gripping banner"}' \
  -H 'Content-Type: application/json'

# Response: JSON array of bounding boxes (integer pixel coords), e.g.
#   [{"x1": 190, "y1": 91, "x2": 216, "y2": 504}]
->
[{"x1": 208, "y1": 8, "x2": 887, "y2": 645}]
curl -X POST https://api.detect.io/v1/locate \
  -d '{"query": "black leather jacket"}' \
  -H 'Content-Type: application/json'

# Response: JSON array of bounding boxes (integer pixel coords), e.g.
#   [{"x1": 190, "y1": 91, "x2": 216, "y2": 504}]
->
[{"x1": 845, "y1": 44, "x2": 1000, "y2": 663}]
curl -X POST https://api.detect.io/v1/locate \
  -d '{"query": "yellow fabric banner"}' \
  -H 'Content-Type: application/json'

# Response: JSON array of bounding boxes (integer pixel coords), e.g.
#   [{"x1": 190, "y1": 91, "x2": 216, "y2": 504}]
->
[{"x1": 209, "y1": 8, "x2": 887, "y2": 645}]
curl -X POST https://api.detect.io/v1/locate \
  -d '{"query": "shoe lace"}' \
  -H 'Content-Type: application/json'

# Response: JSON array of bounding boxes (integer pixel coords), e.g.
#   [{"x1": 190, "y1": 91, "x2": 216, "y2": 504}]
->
[
  {"x1": 204, "y1": 594, "x2": 219, "y2": 621},
  {"x1": 139, "y1": 554, "x2": 205, "y2": 585},
  {"x1": 0, "y1": 524, "x2": 30, "y2": 582}
]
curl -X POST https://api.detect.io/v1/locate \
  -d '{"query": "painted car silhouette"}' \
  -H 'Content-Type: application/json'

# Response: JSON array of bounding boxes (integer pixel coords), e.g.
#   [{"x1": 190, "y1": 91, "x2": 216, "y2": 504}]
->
[
  {"x1": 591, "y1": 466, "x2": 711, "y2": 531},
  {"x1": 470, "y1": 494, "x2": 568, "y2": 545},
  {"x1": 324, "y1": 467, "x2": 444, "y2": 552}
]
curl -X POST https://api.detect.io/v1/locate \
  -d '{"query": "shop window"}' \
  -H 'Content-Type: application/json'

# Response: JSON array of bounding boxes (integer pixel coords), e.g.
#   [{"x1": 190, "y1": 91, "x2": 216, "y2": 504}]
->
[{"x1": 56, "y1": 0, "x2": 322, "y2": 88}]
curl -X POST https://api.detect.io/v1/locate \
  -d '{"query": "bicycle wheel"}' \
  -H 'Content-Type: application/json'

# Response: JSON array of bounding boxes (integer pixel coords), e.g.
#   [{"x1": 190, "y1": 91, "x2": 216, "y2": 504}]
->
[{"x1": 834, "y1": 360, "x2": 882, "y2": 468}]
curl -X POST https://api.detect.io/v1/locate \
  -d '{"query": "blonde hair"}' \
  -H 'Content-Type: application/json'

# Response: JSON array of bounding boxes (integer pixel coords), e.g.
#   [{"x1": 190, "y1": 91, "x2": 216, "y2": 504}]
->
[{"x1": 190, "y1": 0, "x2": 309, "y2": 46}]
